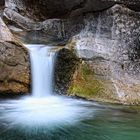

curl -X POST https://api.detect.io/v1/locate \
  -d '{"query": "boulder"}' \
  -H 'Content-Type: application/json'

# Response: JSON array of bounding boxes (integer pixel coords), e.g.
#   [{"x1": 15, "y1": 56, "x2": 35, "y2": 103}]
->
[{"x1": 4, "y1": 6, "x2": 84, "y2": 44}]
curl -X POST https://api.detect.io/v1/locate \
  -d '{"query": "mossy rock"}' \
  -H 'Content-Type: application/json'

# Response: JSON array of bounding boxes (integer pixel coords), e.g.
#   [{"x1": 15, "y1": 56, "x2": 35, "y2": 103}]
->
[
  {"x1": 54, "y1": 48, "x2": 79, "y2": 94},
  {"x1": 68, "y1": 62, "x2": 119, "y2": 103}
]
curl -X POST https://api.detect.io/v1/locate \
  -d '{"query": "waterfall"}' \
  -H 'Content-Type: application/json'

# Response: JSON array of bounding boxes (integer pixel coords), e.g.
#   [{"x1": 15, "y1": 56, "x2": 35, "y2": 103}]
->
[
  {"x1": 0, "y1": 44, "x2": 94, "y2": 128},
  {"x1": 25, "y1": 44, "x2": 56, "y2": 97}
]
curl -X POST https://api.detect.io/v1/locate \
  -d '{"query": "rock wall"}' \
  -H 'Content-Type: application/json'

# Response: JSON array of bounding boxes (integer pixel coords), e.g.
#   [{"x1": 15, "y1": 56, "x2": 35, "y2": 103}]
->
[
  {"x1": 54, "y1": 48, "x2": 79, "y2": 94},
  {"x1": 4, "y1": 0, "x2": 140, "y2": 20},
  {"x1": 0, "y1": 17, "x2": 30, "y2": 95},
  {"x1": 68, "y1": 5, "x2": 140, "y2": 104},
  {"x1": 5, "y1": 0, "x2": 114, "y2": 20}
]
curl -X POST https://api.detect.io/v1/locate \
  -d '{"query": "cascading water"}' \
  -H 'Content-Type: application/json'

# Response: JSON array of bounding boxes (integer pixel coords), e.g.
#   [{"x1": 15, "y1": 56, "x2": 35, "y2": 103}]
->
[
  {"x1": 0, "y1": 44, "x2": 94, "y2": 128},
  {"x1": 26, "y1": 45, "x2": 56, "y2": 97}
]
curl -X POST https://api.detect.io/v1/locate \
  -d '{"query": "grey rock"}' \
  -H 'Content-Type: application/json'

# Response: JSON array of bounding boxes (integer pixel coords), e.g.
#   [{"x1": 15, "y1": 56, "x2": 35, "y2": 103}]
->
[
  {"x1": 70, "y1": 5, "x2": 140, "y2": 104},
  {"x1": 3, "y1": 0, "x2": 140, "y2": 22}
]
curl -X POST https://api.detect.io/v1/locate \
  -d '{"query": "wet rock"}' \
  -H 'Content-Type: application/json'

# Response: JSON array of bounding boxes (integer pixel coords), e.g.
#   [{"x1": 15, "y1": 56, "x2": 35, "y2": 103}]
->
[
  {"x1": 0, "y1": 17, "x2": 30, "y2": 94},
  {"x1": 54, "y1": 48, "x2": 79, "y2": 94},
  {"x1": 68, "y1": 62, "x2": 120, "y2": 104}
]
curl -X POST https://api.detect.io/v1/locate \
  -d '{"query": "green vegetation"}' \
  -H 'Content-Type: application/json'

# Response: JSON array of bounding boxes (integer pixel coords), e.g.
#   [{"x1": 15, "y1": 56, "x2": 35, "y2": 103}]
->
[
  {"x1": 68, "y1": 63, "x2": 119, "y2": 103},
  {"x1": 69, "y1": 63, "x2": 103, "y2": 98}
]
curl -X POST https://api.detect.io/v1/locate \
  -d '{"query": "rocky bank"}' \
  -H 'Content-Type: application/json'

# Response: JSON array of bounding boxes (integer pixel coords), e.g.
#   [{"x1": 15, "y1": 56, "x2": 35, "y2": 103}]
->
[{"x1": 0, "y1": 16, "x2": 30, "y2": 95}]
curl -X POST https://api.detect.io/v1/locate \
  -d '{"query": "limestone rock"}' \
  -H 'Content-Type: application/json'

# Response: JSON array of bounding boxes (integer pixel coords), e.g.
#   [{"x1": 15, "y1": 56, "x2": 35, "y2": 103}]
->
[
  {"x1": 3, "y1": 0, "x2": 140, "y2": 44},
  {"x1": 0, "y1": 17, "x2": 30, "y2": 94},
  {"x1": 0, "y1": 18, "x2": 14, "y2": 42},
  {"x1": 4, "y1": 0, "x2": 140, "y2": 20},
  {"x1": 17, "y1": 0, "x2": 114, "y2": 19},
  {"x1": 4, "y1": 7, "x2": 84, "y2": 44},
  {"x1": 68, "y1": 5, "x2": 140, "y2": 104},
  {"x1": 54, "y1": 48, "x2": 79, "y2": 94}
]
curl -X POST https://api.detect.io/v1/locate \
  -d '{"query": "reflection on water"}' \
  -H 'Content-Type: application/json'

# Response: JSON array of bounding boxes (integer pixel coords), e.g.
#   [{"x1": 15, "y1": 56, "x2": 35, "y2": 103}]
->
[{"x1": 0, "y1": 96, "x2": 140, "y2": 140}]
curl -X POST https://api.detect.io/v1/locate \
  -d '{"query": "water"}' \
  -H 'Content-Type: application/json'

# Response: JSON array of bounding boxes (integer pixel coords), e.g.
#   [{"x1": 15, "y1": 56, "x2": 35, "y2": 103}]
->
[
  {"x1": 0, "y1": 100, "x2": 140, "y2": 140},
  {"x1": 0, "y1": 44, "x2": 140, "y2": 140},
  {"x1": 26, "y1": 44, "x2": 56, "y2": 97}
]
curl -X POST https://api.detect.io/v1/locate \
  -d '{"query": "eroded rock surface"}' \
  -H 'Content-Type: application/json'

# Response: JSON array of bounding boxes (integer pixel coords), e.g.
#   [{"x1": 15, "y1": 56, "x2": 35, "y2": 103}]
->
[
  {"x1": 54, "y1": 48, "x2": 79, "y2": 94},
  {"x1": 4, "y1": 0, "x2": 140, "y2": 20},
  {"x1": 0, "y1": 17, "x2": 30, "y2": 94},
  {"x1": 68, "y1": 5, "x2": 140, "y2": 104},
  {"x1": 3, "y1": 0, "x2": 140, "y2": 44},
  {"x1": 4, "y1": 0, "x2": 114, "y2": 20}
]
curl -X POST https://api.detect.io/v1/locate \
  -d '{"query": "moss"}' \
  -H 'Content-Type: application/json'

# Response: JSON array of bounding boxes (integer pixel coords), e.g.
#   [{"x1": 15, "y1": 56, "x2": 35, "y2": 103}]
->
[
  {"x1": 82, "y1": 64, "x2": 93, "y2": 78},
  {"x1": 128, "y1": 106, "x2": 140, "y2": 112},
  {"x1": 69, "y1": 79, "x2": 102, "y2": 98},
  {"x1": 54, "y1": 48, "x2": 80, "y2": 94},
  {"x1": 0, "y1": 63, "x2": 4, "y2": 69},
  {"x1": 69, "y1": 63, "x2": 101, "y2": 97},
  {"x1": 68, "y1": 62, "x2": 119, "y2": 103}
]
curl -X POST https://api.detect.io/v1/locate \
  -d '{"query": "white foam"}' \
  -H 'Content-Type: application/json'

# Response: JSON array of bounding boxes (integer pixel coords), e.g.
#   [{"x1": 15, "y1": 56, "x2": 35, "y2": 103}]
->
[{"x1": 0, "y1": 96, "x2": 94, "y2": 128}]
